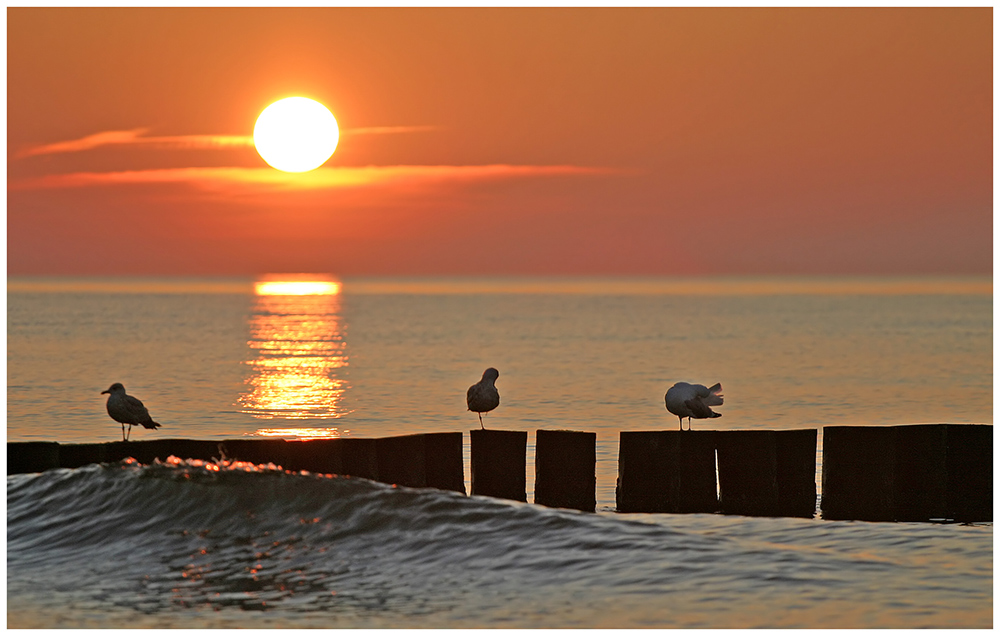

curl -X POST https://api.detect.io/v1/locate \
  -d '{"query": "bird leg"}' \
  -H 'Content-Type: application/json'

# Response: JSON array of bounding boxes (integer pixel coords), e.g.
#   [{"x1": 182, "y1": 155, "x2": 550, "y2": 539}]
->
[
  {"x1": 121, "y1": 423, "x2": 126, "y2": 442},
  {"x1": 127, "y1": 424, "x2": 132, "y2": 442},
  {"x1": 478, "y1": 413, "x2": 484, "y2": 429}
]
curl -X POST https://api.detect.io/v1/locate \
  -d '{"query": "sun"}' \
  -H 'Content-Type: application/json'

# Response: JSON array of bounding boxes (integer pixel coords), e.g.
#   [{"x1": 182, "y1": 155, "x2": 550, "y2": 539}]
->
[{"x1": 253, "y1": 97, "x2": 340, "y2": 173}]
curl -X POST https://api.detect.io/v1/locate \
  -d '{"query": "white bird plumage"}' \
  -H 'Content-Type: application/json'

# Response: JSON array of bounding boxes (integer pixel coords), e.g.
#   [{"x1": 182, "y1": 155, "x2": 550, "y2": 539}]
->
[
  {"x1": 665, "y1": 381, "x2": 723, "y2": 430},
  {"x1": 101, "y1": 383, "x2": 162, "y2": 441},
  {"x1": 466, "y1": 368, "x2": 500, "y2": 429}
]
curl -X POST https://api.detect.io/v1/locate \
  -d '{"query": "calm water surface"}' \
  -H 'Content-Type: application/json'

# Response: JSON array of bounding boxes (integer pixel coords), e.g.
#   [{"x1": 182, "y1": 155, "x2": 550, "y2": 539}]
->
[{"x1": 6, "y1": 276, "x2": 993, "y2": 628}]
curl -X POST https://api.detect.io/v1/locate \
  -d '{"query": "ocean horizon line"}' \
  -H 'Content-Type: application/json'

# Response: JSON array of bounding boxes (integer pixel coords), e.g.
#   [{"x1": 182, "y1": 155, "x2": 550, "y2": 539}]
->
[{"x1": 6, "y1": 274, "x2": 992, "y2": 296}]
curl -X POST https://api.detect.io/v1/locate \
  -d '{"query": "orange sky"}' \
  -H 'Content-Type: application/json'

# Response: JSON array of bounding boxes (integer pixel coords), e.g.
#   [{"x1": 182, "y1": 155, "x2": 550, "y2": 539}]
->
[{"x1": 7, "y1": 8, "x2": 993, "y2": 276}]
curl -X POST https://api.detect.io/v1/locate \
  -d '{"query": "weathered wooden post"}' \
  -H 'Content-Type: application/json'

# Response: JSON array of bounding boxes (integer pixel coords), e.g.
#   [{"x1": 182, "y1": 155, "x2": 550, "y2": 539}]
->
[
  {"x1": 775, "y1": 428, "x2": 818, "y2": 518},
  {"x1": 334, "y1": 438, "x2": 379, "y2": 480},
  {"x1": 373, "y1": 432, "x2": 465, "y2": 493},
  {"x1": 821, "y1": 426, "x2": 897, "y2": 521},
  {"x1": 375, "y1": 434, "x2": 428, "y2": 488},
  {"x1": 617, "y1": 431, "x2": 673, "y2": 513},
  {"x1": 58, "y1": 443, "x2": 109, "y2": 469},
  {"x1": 423, "y1": 432, "x2": 466, "y2": 494},
  {"x1": 533, "y1": 429, "x2": 596, "y2": 512},
  {"x1": 470, "y1": 429, "x2": 527, "y2": 501},
  {"x1": 284, "y1": 439, "x2": 348, "y2": 474},
  {"x1": 7, "y1": 442, "x2": 60, "y2": 474},
  {"x1": 675, "y1": 431, "x2": 718, "y2": 513},
  {"x1": 717, "y1": 429, "x2": 817, "y2": 517},
  {"x1": 945, "y1": 424, "x2": 992, "y2": 521},
  {"x1": 893, "y1": 425, "x2": 948, "y2": 521},
  {"x1": 616, "y1": 430, "x2": 717, "y2": 513},
  {"x1": 822, "y1": 424, "x2": 991, "y2": 522},
  {"x1": 716, "y1": 430, "x2": 778, "y2": 516}
]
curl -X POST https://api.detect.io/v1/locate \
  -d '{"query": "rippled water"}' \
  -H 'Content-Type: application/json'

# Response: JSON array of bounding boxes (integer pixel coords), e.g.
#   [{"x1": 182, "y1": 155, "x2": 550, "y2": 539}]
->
[
  {"x1": 6, "y1": 459, "x2": 992, "y2": 628},
  {"x1": 6, "y1": 276, "x2": 993, "y2": 627}
]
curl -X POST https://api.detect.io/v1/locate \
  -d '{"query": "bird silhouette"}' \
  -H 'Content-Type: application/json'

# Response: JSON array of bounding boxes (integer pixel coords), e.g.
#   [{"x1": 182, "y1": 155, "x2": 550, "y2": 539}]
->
[
  {"x1": 665, "y1": 381, "x2": 723, "y2": 431},
  {"x1": 466, "y1": 368, "x2": 500, "y2": 429},
  {"x1": 101, "y1": 383, "x2": 162, "y2": 441}
]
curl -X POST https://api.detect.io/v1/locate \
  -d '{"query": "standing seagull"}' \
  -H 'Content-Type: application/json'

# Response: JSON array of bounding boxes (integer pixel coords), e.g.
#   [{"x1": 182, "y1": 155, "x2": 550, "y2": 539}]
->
[
  {"x1": 665, "y1": 381, "x2": 723, "y2": 431},
  {"x1": 466, "y1": 367, "x2": 500, "y2": 429},
  {"x1": 101, "y1": 383, "x2": 162, "y2": 441}
]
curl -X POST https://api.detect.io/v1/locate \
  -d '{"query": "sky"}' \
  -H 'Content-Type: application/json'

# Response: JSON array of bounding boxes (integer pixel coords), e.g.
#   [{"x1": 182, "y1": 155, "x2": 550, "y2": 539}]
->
[{"x1": 6, "y1": 7, "x2": 993, "y2": 277}]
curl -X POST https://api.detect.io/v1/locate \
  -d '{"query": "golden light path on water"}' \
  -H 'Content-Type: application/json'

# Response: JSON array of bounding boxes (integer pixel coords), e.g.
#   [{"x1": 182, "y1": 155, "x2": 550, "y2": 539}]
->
[
  {"x1": 252, "y1": 427, "x2": 347, "y2": 440},
  {"x1": 239, "y1": 275, "x2": 350, "y2": 439},
  {"x1": 254, "y1": 280, "x2": 341, "y2": 296}
]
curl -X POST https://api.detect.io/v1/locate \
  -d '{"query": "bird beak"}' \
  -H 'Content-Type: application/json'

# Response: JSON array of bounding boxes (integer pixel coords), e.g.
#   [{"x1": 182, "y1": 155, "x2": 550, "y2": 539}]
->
[{"x1": 100, "y1": 390, "x2": 109, "y2": 394}]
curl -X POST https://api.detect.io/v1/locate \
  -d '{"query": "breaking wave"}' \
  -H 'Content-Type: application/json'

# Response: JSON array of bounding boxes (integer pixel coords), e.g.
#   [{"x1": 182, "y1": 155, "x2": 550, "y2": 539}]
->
[{"x1": 7, "y1": 458, "x2": 992, "y2": 628}]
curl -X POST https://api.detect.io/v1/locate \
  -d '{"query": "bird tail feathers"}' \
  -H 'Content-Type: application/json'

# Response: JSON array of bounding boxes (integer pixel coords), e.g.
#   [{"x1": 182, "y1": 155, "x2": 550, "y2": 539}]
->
[
  {"x1": 685, "y1": 398, "x2": 721, "y2": 419},
  {"x1": 704, "y1": 383, "x2": 724, "y2": 406}
]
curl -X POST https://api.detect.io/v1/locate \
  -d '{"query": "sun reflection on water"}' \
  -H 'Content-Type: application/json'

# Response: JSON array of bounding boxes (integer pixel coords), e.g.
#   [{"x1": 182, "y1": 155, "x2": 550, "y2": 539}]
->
[
  {"x1": 239, "y1": 275, "x2": 351, "y2": 428},
  {"x1": 253, "y1": 427, "x2": 347, "y2": 440},
  {"x1": 254, "y1": 280, "x2": 342, "y2": 296}
]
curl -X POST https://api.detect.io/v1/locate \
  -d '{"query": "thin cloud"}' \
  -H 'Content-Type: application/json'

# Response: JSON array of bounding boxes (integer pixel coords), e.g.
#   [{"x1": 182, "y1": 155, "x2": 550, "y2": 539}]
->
[
  {"x1": 11, "y1": 164, "x2": 625, "y2": 193},
  {"x1": 18, "y1": 125, "x2": 439, "y2": 158},
  {"x1": 18, "y1": 128, "x2": 253, "y2": 157},
  {"x1": 342, "y1": 125, "x2": 440, "y2": 136}
]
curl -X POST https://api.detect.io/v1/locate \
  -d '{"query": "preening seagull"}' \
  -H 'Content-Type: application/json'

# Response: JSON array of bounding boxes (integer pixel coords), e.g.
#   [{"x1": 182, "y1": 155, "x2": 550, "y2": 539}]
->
[
  {"x1": 101, "y1": 383, "x2": 162, "y2": 441},
  {"x1": 665, "y1": 381, "x2": 723, "y2": 431},
  {"x1": 466, "y1": 368, "x2": 500, "y2": 429}
]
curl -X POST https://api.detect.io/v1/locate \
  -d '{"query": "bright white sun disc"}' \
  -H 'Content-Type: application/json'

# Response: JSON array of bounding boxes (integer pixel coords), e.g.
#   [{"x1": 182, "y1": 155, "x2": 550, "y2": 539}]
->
[{"x1": 253, "y1": 97, "x2": 340, "y2": 173}]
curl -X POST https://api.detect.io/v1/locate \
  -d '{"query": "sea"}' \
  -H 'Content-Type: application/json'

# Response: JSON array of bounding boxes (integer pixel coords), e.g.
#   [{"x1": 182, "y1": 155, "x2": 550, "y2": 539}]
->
[{"x1": 6, "y1": 275, "x2": 993, "y2": 628}]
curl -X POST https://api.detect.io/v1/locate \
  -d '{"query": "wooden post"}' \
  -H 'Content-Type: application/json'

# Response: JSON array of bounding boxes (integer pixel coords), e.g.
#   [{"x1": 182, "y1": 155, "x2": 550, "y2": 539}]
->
[
  {"x1": 7, "y1": 442, "x2": 60, "y2": 474},
  {"x1": 717, "y1": 430, "x2": 778, "y2": 516},
  {"x1": 894, "y1": 425, "x2": 948, "y2": 521},
  {"x1": 716, "y1": 429, "x2": 817, "y2": 517},
  {"x1": 470, "y1": 429, "x2": 526, "y2": 501},
  {"x1": 283, "y1": 439, "x2": 346, "y2": 474},
  {"x1": 375, "y1": 434, "x2": 428, "y2": 488},
  {"x1": 335, "y1": 439, "x2": 379, "y2": 480},
  {"x1": 423, "y1": 432, "x2": 466, "y2": 494},
  {"x1": 371, "y1": 433, "x2": 465, "y2": 493},
  {"x1": 616, "y1": 431, "x2": 674, "y2": 513},
  {"x1": 616, "y1": 431, "x2": 717, "y2": 513},
  {"x1": 945, "y1": 424, "x2": 992, "y2": 522},
  {"x1": 58, "y1": 443, "x2": 109, "y2": 469},
  {"x1": 823, "y1": 424, "x2": 992, "y2": 522},
  {"x1": 677, "y1": 431, "x2": 719, "y2": 513},
  {"x1": 821, "y1": 426, "x2": 896, "y2": 521},
  {"x1": 775, "y1": 429, "x2": 818, "y2": 518},
  {"x1": 534, "y1": 429, "x2": 596, "y2": 512}
]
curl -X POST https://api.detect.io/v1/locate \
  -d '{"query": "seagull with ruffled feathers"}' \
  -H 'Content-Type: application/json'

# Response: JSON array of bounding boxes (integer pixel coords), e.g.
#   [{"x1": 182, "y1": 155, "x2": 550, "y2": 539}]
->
[{"x1": 665, "y1": 381, "x2": 723, "y2": 431}]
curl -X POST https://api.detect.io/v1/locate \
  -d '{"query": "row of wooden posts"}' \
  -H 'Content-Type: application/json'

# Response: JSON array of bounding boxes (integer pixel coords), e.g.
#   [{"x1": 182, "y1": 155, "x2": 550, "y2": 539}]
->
[{"x1": 7, "y1": 424, "x2": 992, "y2": 522}]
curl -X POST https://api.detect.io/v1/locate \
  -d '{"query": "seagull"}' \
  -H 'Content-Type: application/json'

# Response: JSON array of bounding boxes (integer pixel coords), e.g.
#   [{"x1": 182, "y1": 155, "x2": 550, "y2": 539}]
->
[
  {"x1": 466, "y1": 367, "x2": 500, "y2": 429},
  {"x1": 665, "y1": 381, "x2": 723, "y2": 431},
  {"x1": 101, "y1": 383, "x2": 162, "y2": 441}
]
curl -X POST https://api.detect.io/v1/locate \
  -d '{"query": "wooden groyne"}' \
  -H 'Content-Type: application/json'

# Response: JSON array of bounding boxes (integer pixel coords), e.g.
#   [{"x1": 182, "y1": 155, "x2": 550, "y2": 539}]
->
[
  {"x1": 614, "y1": 429, "x2": 818, "y2": 517},
  {"x1": 821, "y1": 424, "x2": 992, "y2": 522},
  {"x1": 7, "y1": 424, "x2": 992, "y2": 522},
  {"x1": 9, "y1": 434, "x2": 465, "y2": 494}
]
